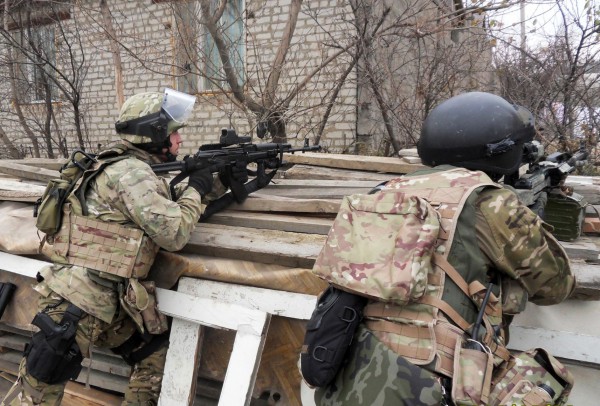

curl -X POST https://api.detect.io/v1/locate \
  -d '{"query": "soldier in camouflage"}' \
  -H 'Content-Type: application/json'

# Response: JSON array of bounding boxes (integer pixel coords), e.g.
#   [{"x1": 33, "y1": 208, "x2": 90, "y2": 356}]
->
[
  {"x1": 2, "y1": 89, "x2": 243, "y2": 405},
  {"x1": 313, "y1": 92, "x2": 575, "y2": 406}
]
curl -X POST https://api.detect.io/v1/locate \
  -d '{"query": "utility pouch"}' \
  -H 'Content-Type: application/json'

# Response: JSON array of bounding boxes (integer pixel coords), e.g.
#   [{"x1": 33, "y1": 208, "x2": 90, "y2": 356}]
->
[
  {"x1": 34, "y1": 179, "x2": 73, "y2": 236},
  {"x1": 140, "y1": 281, "x2": 168, "y2": 335},
  {"x1": 451, "y1": 337, "x2": 493, "y2": 406},
  {"x1": 121, "y1": 280, "x2": 167, "y2": 335},
  {"x1": 24, "y1": 309, "x2": 83, "y2": 384},
  {"x1": 489, "y1": 348, "x2": 573, "y2": 406},
  {"x1": 300, "y1": 286, "x2": 367, "y2": 387}
]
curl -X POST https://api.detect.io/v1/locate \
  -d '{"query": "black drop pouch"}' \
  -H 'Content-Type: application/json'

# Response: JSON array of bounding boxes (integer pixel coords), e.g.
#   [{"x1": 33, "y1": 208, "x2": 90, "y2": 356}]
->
[
  {"x1": 300, "y1": 286, "x2": 367, "y2": 387},
  {"x1": 24, "y1": 312, "x2": 83, "y2": 384}
]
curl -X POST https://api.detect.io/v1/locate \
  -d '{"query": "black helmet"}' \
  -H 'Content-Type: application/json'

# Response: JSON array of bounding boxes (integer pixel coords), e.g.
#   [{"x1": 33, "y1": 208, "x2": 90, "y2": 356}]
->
[{"x1": 418, "y1": 92, "x2": 535, "y2": 177}]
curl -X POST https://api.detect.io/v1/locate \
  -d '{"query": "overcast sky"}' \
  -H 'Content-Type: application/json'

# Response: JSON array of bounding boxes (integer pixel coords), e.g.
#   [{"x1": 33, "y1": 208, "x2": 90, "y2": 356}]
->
[{"x1": 486, "y1": 0, "x2": 595, "y2": 48}]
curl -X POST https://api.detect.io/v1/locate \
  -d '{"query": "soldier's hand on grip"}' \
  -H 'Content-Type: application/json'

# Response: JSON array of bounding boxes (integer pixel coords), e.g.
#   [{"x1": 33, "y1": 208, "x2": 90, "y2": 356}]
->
[
  {"x1": 219, "y1": 162, "x2": 248, "y2": 187},
  {"x1": 188, "y1": 168, "x2": 213, "y2": 196}
]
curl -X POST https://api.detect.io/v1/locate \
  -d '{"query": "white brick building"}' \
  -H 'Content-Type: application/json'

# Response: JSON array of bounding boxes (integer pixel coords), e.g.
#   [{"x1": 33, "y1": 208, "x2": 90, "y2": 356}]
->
[{"x1": 0, "y1": 0, "x2": 494, "y2": 158}]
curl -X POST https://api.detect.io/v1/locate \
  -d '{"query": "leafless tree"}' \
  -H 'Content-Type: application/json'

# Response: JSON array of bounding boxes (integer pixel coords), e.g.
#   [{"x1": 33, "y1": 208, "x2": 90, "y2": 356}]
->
[
  {"x1": 332, "y1": 0, "x2": 499, "y2": 155},
  {"x1": 491, "y1": 0, "x2": 600, "y2": 169},
  {"x1": 0, "y1": 0, "x2": 90, "y2": 158}
]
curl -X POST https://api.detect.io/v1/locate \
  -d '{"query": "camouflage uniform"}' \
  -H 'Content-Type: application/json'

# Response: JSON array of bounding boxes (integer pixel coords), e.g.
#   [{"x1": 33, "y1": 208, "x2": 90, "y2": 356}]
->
[
  {"x1": 2, "y1": 142, "x2": 226, "y2": 406},
  {"x1": 314, "y1": 166, "x2": 575, "y2": 406}
]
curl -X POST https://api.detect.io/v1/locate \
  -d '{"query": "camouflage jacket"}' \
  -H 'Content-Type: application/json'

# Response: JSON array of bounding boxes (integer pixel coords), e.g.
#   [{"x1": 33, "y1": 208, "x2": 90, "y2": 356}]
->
[
  {"x1": 319, "y1": 166, "x2": 575, "y2": 375},
  {"x1": 384, "y1": 165, "x2": 574, "y2": 309},
  {"x1": 35, "y1": 142, "x2": 227, "y2": 323}
]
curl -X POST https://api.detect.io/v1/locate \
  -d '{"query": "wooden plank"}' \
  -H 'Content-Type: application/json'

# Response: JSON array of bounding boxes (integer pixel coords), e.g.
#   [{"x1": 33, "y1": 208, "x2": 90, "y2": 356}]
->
[
  {"x1": 0, "y1": 251, "x2": 47, "y2": 278},
  {"x1": 254, "y1": 186, "x2": 368, "y2": 199},
  {"x1": 159, "y1": 319, "x2": 204, "y2": 406},
  {"x1": 560, "y1": 239, "x2": 600, "y2": 261},
  {"x1": 510, "y1": 300, "x2": 600, "y2": 364},
  {"x1": 230, "y1": 194, "x2": 341, "y2": 214},
  {"x1": 282, "y1": 152, "x2": 427, "y2": 174},
  {"x1": 3, "y1": 158, "x2": 65, "y2": 171},
  {"x1": 63, "y1": 381, "x2": 122, "y2": 406},
  {"x1": 0, "y1": 179, "x2": 46, "y2": 202},
  {"x1": 0, "y1": 192, "x2": 40, "y2": 203},
  {"x1": 0, "y1": 180, "x2": 46, "y2": 193},
  {"x1": 283, "y1": 164, "x2": 399, "y2": 182},
  {"x1": 570, "y1": 261, "x2": 600, "y2": 300},
  {"x1": 0, "y1": 161, "x2": 59, "y2": 183},
  {"x1": 218, "y1": 319, "x2": 270, "y2": 406},
  {"x1": 82, "y1": 352, "x2": 131, "y2": 377},
  {"x1": 184, "y1": 224, "x2": 325, "y2": 269},
  {"x1": 156, "y1": 287, "x2": 269, "y2": 334},
  {"x1": 402, "y1": 156, "x2": 422, "y2": 164},
  {"x1": 266, "y1": 179, "x2": 378, "y2": 188},
  {"x1": 207, "y1": 211, "x2": 333, "y2": 234},
  {"x1": 177, "y1": 278, "x2": 317, "y2": 320},
  {"x1": 172, "y1": 277, "x2": 271, "y2": 406},
  {"x1": 507, "y1": 325, "x2": 600, "y2": 365}
]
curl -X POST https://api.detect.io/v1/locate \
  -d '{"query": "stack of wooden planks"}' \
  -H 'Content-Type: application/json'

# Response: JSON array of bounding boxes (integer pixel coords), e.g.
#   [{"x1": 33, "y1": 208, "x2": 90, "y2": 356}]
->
[{"x1": 0, "y1": 151, "x2": 599, "y2": 405}]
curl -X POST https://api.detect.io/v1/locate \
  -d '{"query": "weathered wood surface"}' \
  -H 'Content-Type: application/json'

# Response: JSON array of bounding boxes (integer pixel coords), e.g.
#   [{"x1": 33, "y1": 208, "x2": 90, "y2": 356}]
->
[
  {"x1": 0, "y1": 161, "x2": 59, "y2": 183},
  {"x1": 207, "y1": 210, "x2": 333, "y2": 235},
  {"x1": 0, "y1": 180, "x2": 46, "y2": 202},
  {"x1": 2, "y1": 158, "x2": 65, "y2": 171},
  {"x1": 0, "y1": 155, "x2": 599, "y2": 405},
  {"x1": 283, "y1": 152, "x2": 427, "y2": 173},
  {"x1": 283, "y1": 163, "x2": 399, "y2": 181},
  {"x1": 183, "y1": 223, "x2": 326, "y2": 269},
  {"x1": 566, "y1": 175, "x2": 600, "y2": 204},
  {"x1": 230, "y1": 194, "x2": 341, "y2": 214}
]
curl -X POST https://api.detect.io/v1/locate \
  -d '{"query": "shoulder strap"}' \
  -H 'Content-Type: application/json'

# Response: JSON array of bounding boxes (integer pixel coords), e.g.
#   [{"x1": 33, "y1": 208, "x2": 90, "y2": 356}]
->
[{"x1": 75, "y1": 146, "x2": 132, "y2": 215}]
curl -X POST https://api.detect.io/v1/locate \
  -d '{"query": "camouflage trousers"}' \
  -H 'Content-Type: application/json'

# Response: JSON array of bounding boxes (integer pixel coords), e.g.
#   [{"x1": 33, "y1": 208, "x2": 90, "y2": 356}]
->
[
  {"x1": 1, "y1": 294, "x2": 168, "y2": 406},
  {"x1": 314, "y1": 325, "x2": 444, "y2": 406}
]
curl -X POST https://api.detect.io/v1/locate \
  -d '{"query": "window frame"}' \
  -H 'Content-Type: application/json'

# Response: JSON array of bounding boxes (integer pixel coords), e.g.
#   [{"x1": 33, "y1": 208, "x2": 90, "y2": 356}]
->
[{"x1": 174, "y1": 0, "x2": 246, "y2": 94}]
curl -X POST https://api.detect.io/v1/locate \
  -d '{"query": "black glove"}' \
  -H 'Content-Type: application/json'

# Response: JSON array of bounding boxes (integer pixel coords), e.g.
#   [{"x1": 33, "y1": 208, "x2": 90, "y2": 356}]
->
[
  {"x1": 188, "y1": 169, "x2": 213, "y2": 196},
  {"x1": 219, "y1": 163, "x2": 249, "y2": 188}
]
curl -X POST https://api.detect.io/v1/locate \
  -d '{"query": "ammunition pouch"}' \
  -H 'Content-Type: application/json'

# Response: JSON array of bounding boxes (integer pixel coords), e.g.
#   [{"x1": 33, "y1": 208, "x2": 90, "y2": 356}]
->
[
  {"x1": 544, "y1": 192, "x2": 587, "y2": 242},
  {"x1": 24, "y1": 304, "x2": 84, "y2": 385}
]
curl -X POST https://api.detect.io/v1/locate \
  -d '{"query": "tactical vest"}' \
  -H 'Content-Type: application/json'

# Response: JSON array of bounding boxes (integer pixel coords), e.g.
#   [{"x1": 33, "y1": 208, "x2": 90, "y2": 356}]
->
[
  {"x1": 364, "y1": 168, "x2": 510, "y2": 378},
  {"x1": 49, "y1": 145, "x2": 160, "y2": 281}
]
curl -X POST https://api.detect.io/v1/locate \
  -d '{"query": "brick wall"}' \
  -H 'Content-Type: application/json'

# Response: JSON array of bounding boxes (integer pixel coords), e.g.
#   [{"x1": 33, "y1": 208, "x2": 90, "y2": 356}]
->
[{"x1": 0, "y1": 0, "x2": 358, "y2": 158}]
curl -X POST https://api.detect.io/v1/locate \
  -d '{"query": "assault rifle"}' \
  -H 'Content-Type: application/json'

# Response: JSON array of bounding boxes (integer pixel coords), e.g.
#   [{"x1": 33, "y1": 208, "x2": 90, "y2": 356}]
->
[
  {"x1": 151, "y1": 128, "x2": 321, "y2": 219},
  {"x1": 503, "y1": 140, "x2": 588, "y2": 241}
]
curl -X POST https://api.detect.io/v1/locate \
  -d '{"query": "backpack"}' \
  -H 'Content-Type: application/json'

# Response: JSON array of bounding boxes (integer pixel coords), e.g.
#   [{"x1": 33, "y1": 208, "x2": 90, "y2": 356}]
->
[
  {"x1": 34, "y1": 148, "x2": 128, "y2": 237},
  {"x1": 312, "y1": 190, "x2": 440, "y2": 304}
]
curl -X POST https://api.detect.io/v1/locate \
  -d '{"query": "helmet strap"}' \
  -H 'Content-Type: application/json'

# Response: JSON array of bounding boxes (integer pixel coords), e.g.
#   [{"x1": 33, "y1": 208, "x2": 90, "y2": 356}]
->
[{"x1": 162, "y1": 137, "x2": 177, "y2": 162}]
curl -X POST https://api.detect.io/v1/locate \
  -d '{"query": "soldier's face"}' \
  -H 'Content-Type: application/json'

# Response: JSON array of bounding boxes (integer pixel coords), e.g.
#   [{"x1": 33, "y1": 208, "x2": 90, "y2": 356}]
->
[{"x1": 167, "y1": 132, "x2": 183, "y2": 156}]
